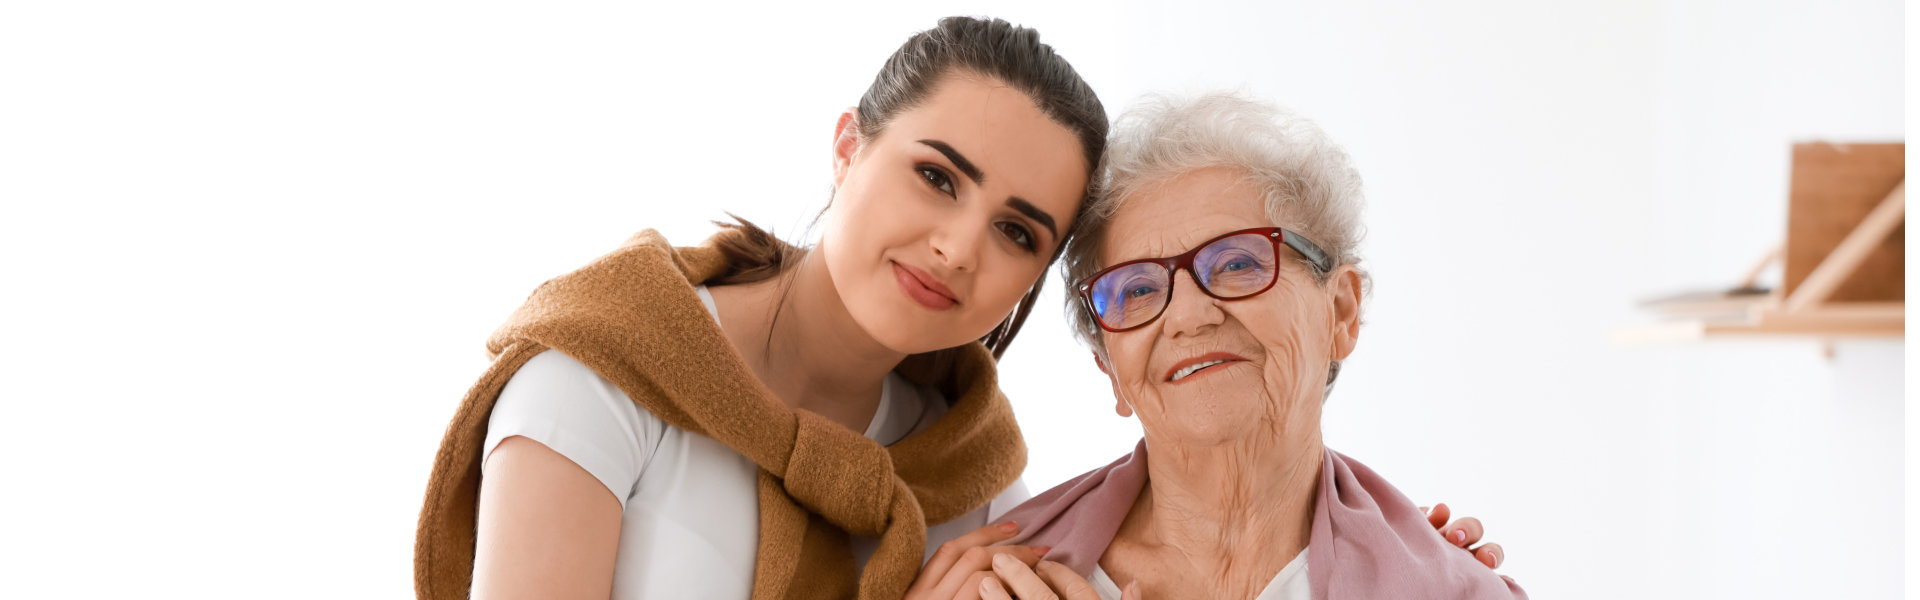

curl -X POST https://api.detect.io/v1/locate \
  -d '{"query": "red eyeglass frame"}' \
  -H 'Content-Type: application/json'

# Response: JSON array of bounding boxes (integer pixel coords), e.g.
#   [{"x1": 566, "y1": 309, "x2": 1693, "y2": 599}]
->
[{"x1": 1074, "y1": 226, "x2": 1333, "y2": 333}]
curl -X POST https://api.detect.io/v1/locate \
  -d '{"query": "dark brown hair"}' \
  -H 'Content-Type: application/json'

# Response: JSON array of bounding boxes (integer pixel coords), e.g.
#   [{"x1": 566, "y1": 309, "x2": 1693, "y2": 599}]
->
[{"x1": 716, "y1": 16, "x2": 1108, "y2": 361}]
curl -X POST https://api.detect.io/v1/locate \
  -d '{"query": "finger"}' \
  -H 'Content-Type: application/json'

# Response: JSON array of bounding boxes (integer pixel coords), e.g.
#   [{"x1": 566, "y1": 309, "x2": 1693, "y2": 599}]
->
[
  {"x1": 914, "y1": 522, "x2": 1022, "y2": 595},
  {"x1": 979, "y1": 576, "x2": 1014, "y2": 600},
  {"x1": 1120, "y1": 581, "x2": 1143, "y2": 600},
  {"x1": 931, "y1": 545, "x2": 1050, "y2": 600},
  {"x1": 948, "y1": 572, "x2": 991, "y2": 600},
  {"x1": 1426, "y1": 503, "x2": 1450, "y2": 530},
  {"x1": 1473, "y1": 542, "x2": 1504, "y2": 569},
  {"x1": 1035, "y1": 560, "x2": 1101, "y2": 600},
  {"x1": 991, "y1": 553, "x2": 1060, "y2": 600},
  {"x1": 1443, "y1": 516, "x2": 1484, "y2": 547}
]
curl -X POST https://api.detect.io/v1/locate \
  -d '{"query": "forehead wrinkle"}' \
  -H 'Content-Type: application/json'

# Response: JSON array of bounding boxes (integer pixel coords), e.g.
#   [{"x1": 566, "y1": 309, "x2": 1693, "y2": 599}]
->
[
  {"x1": 1107, "y1": 220, "x2": 1256, "y2": 270},
  {"x1": 1102, "y1": 170, "x2": 1272, "y2": 266}
]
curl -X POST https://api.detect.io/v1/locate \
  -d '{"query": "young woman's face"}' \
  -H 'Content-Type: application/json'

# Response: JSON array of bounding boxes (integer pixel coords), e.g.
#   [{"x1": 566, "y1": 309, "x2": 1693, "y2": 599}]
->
[{"x1": 820, "y1": 73, "x2": 1089, "y2": 355}]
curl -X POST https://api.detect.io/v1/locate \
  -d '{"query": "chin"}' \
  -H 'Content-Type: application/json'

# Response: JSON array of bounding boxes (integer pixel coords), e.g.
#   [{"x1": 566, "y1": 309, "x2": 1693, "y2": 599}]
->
[
  {"x1": 1152, "y1": 394, "x2": 1274, "y2": 442},
  {"x1": 845, "y1": 273, "x2": 995, "y2": 354},
  {"x1": 853, "y1": 308, "x2": 968, "y2": 355},
  {"x1": 1150, "y1": 420, "x2": 1259, "y2": 448}
]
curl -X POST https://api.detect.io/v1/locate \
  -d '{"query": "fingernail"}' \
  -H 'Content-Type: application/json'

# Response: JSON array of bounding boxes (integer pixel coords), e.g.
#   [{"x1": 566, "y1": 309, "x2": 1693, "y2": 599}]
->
[
  {"x1": 981, "y1": 576, "x2": 998, "y2": 592},
  {"x1": 1125, "y1": 581, "x2": 1141, "y2": 599},
  {"x1": 1035, "y1": 545, "x2": 1053, "y2": 557},
  {"x1": 1450, "y1": 530, "x2": 1465, "y2": 544},
  {"x1": 993, "y1": 553, "x2": 1015, "y2": 568},
  {"x1": 1484, "y1": 553, "x2": 1498, "y2": 568},
  {"x1": 999, "y1": 521, "x2": 1018, "y2": 533}
]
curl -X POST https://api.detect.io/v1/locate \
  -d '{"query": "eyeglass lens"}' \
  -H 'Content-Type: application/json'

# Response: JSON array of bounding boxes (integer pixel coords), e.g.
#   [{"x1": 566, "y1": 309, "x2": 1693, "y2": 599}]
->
[{"x1": 1089, "y1": 232, "x2": 1278, "y2": 330}]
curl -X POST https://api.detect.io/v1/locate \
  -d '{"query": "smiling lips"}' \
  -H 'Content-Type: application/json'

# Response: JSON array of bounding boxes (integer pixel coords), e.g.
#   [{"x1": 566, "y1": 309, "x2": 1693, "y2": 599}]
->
[
  {"x1": 1164, "y1": 352, "x2": 1248, "y2": 383},
  {"x1": 893, "y1": 261, "x2": 959, "y2": 310}
]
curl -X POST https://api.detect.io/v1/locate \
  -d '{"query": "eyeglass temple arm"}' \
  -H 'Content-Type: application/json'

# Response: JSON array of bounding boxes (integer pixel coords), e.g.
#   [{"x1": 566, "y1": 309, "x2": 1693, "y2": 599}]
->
[{"x1": 1282, "y1": 228, "x2": 1335, "y2": 273}]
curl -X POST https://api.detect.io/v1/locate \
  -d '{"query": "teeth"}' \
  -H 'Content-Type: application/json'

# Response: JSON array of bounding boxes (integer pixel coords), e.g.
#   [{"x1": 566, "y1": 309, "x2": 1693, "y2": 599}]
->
[{"x1": 1171, "y1": 359, "x2": 1227, "y2": 381}]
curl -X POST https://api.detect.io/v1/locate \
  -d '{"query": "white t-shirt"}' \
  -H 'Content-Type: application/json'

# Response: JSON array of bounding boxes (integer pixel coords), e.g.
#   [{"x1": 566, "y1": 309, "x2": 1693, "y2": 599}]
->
[
  {"x1": 481, "y1": 286, "x2": 1029, "y2": 599},
  {"x1": 1089, "y1": 549, "x2": 1308, "y2": 600}
]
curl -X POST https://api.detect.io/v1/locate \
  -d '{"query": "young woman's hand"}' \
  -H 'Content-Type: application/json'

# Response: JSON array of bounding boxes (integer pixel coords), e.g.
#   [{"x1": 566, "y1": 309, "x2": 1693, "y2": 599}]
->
[
  {"x1": 904, "y1": 522, "x2": 1051, "y2": 600},
  {"x1": 973, "y1": 555, "x2": 1103, "y2": 600},
  {"x1": 928, "y1": 504, "x2": 1504, "y2": 599},
  {"x1": 1422, "y1": 502, "x2": 1507, "y2": 571}
]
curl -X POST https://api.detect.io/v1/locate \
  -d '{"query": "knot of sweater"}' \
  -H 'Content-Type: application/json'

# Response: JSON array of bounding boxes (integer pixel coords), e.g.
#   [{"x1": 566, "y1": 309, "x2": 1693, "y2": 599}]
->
[{"x1": 784, "y1": 409, "x2": 899, "y2": 538}]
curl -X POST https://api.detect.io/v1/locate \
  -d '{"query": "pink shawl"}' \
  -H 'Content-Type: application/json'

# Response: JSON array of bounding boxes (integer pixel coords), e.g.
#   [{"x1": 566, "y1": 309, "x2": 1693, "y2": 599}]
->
[{"x1": 993, "y1": 440, "x2": 1528, "y2": 599}]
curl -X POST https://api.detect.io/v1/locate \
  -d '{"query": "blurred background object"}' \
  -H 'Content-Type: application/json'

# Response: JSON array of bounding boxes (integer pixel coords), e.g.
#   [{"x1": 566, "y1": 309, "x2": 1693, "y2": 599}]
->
[{"x1": 1625, "y1": 142, "x2": 1903, "y2": 344}]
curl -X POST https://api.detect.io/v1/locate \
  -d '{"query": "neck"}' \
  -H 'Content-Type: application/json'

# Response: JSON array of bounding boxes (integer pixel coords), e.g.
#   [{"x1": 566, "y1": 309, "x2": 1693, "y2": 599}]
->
[
  {"x1": 710, "y1": 248, "x2": 906, "y2": 432},
  {"x1": 1114, "y1": 430, "x2": 1323, "y2": 597}
]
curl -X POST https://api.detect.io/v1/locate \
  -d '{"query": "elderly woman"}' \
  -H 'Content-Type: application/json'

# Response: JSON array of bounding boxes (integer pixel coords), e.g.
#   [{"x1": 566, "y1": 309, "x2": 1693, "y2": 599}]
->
[{"x1": 931, "y1": 92, "x2": 1529, "y2": 600}]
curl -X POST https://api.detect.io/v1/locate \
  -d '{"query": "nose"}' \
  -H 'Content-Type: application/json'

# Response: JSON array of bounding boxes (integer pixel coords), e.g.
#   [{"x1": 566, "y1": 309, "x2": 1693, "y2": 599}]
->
[
  {"x1": 1158, "y1": 268, "x2": 1225, "y2": 337},
  {"x1": 928, "y1": 216, "x2": 983, "y2": 273}
]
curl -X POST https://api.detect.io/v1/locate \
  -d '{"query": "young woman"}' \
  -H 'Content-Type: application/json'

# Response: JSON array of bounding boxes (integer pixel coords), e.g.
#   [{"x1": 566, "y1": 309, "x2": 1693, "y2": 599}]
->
[{"x1": 416, "y1": 16, "x2": 1109, "y2": 600}]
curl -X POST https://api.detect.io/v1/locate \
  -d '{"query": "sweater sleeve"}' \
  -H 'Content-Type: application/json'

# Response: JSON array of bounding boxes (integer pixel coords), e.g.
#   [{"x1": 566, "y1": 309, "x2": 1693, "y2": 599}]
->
[{"x1": 482, "y1": 348, "x2": 663, "y2": 508}]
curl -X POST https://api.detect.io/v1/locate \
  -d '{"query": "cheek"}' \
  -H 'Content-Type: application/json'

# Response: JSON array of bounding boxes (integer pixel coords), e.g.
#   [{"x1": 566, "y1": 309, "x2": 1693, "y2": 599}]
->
[
  {"x1": 1238, "y1": 293, "x2": 1330, "y2": 393},
  {"x1": 1105, "y1": 335, "x2": 1158, "y2": 396},
  {"x1": 826, "y1": 183, "x2": 921, "y2": 259},
  {"x1": 1245, "y1": 281, "x2": 1327, "y2": 340},
  {"x1": 836, "y1": 165, "x2": 921, "y2": 223},
  {"x1": 975, "y1": 253, "x2": 1037, "y2": 301}
]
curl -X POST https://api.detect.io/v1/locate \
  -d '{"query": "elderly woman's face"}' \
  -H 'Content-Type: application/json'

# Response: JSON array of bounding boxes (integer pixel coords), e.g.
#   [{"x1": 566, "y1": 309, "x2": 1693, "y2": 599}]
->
[{"x1": 1097, "y1": 167, "x2": 1358, "y2": 447}]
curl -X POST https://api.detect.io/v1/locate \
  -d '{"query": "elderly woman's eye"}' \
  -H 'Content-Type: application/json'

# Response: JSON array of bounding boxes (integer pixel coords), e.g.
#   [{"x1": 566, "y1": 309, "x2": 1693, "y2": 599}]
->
[
  {"x1": 917, "y1": 165, "x2": 955, "y2": 196},
  {"x1": 1126, "y1": 285, "x2": 1159, "y2": 299},
  {"x1": 1211, "y1": 251, "x2": 1267, "y2": 277}
]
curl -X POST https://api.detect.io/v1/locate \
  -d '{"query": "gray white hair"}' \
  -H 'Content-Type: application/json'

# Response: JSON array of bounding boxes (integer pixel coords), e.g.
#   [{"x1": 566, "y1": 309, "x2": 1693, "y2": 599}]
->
[{"x1": 1061, "y1": 91, "x2": 1369, "y2": 386}]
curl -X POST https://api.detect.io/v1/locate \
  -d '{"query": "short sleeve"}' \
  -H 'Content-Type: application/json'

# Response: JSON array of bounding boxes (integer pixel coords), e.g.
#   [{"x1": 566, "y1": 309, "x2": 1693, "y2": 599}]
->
[{"x1": 482, "y1": 349, "x2": 663, "y2": 508}]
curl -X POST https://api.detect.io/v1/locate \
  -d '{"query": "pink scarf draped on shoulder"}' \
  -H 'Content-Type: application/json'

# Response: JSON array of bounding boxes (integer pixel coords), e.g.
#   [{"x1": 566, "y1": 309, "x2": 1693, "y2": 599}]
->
[{"x1": 993, "y1": 440, "x2": 1528, "y2": 599}]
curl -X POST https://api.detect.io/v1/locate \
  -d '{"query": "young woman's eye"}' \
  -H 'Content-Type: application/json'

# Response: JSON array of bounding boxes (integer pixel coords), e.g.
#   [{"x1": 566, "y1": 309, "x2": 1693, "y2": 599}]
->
[
  {"x1": 996, "y1": 222, "x2": 1036, "y2": 252},
  {"x1": 917, "y1": 166, "x2": 955, "y2": 196}
]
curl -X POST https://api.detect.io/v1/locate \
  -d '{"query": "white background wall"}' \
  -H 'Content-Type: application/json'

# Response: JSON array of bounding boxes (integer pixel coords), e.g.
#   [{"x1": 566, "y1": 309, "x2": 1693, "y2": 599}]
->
[{"x1": 1, "y1": 1, "x2": 1905, "y2": 598}]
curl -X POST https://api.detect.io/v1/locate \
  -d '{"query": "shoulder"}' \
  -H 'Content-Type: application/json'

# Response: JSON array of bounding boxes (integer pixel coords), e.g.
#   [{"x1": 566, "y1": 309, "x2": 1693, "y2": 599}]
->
[
  {"x1": 987, "y1": 477, "x2": 1032, "y2": 521},
  {"x1": 921, "y1": 476, "x2": 1034, "y2": 563},
  {"x1": 497, "y1": 350, "x2": 659, "y2": 425},
  {"x1": 485, "y1": 349, "x2": 667, "y2": 504},
  {"x1": 504, "y1": 348, "x2": 617, "y2": 393},
  {"x1": 492, "y1": 349, "x2": 664, "y2": 433}
]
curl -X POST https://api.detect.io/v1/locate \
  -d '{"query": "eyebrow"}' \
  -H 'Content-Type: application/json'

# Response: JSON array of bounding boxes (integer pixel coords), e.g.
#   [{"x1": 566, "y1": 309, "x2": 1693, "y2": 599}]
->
[
  {"x1": 917, "y1": 139, "x2": 984, "y2": 185},
  {"x1": 917, "y1": 138, "x2": 1061, "y2": 245},
  {"x1": 1006, "y1": 197, "x2": 1059, "y2": 241}
]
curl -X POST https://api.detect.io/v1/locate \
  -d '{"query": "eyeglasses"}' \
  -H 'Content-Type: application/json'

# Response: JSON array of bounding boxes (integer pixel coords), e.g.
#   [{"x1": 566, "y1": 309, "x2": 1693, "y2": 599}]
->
[{"x1": 1075, "y1": 227, "x2": 1333, "y2": 332}]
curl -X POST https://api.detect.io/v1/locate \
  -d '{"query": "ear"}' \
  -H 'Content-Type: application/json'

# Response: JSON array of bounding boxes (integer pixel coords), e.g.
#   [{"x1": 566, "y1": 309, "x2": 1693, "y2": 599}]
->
[
  {"x1": 1327, "y1": 265, "x2": 1363, "y2": 361},
  {"x1": 831, "y1": 109, "x2": 861, "y2": 189},
  {"x1": 1093, "y1": 350, "x2": 1134, "y2": 418}
]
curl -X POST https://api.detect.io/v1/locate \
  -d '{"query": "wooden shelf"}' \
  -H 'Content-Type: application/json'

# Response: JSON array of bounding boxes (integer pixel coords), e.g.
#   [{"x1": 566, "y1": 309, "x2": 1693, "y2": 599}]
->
[
  {"x1": 1616, "y1": 142, "x2": 1905, "y2": 344},
  {"x1": 1614, "y1": 299, "x2": 1903, "y2": 343}
]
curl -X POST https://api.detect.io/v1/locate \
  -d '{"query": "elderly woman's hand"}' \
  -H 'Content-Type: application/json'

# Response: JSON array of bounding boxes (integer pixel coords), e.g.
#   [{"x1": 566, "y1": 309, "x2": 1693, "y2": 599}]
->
[{"x1": 1423, "y1": 503, "x2": 1507, "y2": 570}]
